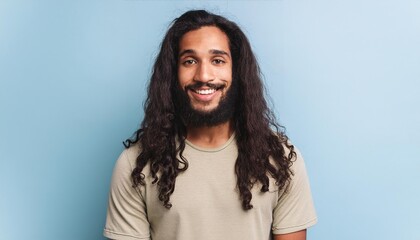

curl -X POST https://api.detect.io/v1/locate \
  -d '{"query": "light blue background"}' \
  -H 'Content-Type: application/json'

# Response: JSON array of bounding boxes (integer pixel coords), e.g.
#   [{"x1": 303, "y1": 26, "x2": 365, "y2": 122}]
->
[{"x1": 1, "y1": 0, "x2": 419, "y2": 239}]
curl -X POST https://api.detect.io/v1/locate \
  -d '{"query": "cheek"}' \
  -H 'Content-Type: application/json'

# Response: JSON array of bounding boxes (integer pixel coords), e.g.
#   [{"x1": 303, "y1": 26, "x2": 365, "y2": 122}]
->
[
  {"x1": 178, "y1": 68, "x2": 193, "y2": 87},
  {"x1": 220, "y1": 68, "x2": 233, "y2": 85}
]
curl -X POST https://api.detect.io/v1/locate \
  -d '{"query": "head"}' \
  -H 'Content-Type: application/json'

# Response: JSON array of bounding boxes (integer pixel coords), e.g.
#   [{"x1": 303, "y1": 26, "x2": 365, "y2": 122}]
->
[
  {"x1": 146, "y1": 10, "x2": 261, "y2": 129},
  {"x1": 175, "y1": 26, "x2": 237, "y2": 127}
]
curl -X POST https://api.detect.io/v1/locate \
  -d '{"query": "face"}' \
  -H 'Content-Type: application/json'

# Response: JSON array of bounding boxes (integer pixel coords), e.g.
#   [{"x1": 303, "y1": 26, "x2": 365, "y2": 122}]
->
[{"x1": 178, "y1": 26, "x2": 233, "y2": 113}]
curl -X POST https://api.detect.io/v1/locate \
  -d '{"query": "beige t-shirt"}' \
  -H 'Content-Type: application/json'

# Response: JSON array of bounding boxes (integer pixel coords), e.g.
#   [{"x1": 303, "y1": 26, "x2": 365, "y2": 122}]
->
[{"x1": 104, "y1": 134, "x2": 317, "y2": 240}]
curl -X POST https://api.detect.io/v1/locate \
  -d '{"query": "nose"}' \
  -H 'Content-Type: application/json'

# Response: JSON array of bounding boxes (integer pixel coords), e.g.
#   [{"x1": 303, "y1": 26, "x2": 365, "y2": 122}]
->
[{"x1": 194, "y1": 62, "x2": 214, "y2": 83}]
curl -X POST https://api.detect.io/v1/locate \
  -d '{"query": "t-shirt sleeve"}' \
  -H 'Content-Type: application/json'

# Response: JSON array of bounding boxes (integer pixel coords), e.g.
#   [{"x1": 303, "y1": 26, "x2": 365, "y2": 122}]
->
[
  {"x1": 271, "y1": 148, "x2": 318, "y2": 235},
  {"x1": 104, "y1": 149, "x2": 151, "y2": 240}
]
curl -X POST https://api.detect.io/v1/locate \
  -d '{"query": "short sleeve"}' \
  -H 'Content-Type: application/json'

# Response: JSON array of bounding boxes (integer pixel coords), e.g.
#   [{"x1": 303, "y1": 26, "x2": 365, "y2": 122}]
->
[
  {"x1": 272, "y1": 148, "x2": 318, "y2": 234},
  {"x1": 104, "y1": 149, "x2": 151, "y2": 240}
]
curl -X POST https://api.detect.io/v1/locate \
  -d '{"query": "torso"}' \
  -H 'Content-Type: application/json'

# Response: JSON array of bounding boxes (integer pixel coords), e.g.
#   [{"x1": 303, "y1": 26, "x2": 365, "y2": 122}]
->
[{"x1": 137, "y1": 134, "x2": 279, "y2": 240}]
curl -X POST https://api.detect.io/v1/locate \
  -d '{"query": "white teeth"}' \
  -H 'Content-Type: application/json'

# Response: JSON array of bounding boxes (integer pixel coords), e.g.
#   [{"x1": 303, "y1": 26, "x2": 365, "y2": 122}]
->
[{"x1": 195, "y1": 89, "x2": 216, "y2": 95}]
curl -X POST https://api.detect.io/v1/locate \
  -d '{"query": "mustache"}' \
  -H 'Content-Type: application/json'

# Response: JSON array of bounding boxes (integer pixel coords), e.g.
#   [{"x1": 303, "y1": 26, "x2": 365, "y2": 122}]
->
[{"x1": 185, "y1": 81, "x2": 226, "y2": 91}]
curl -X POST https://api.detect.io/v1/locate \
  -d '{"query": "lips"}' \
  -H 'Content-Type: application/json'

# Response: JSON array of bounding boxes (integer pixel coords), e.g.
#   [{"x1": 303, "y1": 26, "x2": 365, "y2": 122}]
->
[
  {"x1": 189, "y1": 88, "x2": 218, "y2": 102},
  {"x1": 185, "y1": 82, "x2": 226, "y2": 102},
  {"x1": 191, "y1": 88, "x2": 216, "y2": 95},
  {"x1": 186, "y1": 82, "x2": 225, "y2": 91}
]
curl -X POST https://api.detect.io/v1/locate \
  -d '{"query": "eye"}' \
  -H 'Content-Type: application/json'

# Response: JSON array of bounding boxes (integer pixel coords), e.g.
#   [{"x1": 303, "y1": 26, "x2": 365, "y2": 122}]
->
[
  {"x1": 182, "y1": 59, "x2": 197, "y2": 65},
  {"x1": 212, "y1": 59, "x2": 225, "y2": 65}
]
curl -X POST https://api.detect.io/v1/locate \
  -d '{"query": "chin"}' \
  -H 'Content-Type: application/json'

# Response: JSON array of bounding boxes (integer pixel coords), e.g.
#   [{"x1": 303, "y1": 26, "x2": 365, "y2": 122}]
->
[{"x1": 192, "y1": 104, "x2": 218, "y2": 113}]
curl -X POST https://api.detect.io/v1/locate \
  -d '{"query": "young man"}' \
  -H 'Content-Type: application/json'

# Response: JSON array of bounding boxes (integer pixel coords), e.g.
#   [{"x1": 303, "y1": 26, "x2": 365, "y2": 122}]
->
[{"x1": 104, "y1": 10, "x2": 317, "y2": 240}]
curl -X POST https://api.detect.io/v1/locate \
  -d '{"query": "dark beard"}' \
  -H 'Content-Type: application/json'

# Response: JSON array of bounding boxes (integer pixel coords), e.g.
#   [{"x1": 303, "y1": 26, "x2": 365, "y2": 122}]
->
[{"x1": 174, "y1": 80, "x2": 238, "y2": 128}]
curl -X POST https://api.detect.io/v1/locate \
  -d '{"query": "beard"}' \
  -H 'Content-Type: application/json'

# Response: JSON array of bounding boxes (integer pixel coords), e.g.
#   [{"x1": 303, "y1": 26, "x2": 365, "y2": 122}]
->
[{"x1": 174, "y1": 80, "x2": 238, "y2": 128}]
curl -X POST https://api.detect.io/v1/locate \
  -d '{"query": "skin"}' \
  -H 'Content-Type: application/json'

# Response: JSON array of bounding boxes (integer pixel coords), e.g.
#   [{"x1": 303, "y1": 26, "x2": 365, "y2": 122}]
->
[
  {"x1": 178, "y1": 26, "x2": 307, "y2": 240},
  {"x1": 178, "y1": 26, "x2": 234, "y2": 148},
  {"x1": 273, "y1": 230, "x2": 306, "y2": 240}
]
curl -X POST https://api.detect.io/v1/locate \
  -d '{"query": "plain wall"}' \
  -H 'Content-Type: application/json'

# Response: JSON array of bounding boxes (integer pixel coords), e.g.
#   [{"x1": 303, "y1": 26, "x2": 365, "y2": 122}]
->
[{"x1": 1, "y1": 0, "x2": 419, "y2": 239}]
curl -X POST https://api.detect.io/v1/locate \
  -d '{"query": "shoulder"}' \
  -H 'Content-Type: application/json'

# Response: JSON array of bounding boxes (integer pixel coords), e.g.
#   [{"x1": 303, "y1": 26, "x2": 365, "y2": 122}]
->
[
  {"x1": 112, "y1": 145, "x2": 142, "y2": 179},
  {"x1": 112, "y1": 144, "x2": 157, "y2": 185},
  {"x1": 288, "y1": 145, "x2": 306, "y2": 176},
  {"x1": 268, "y1": 137, "x2": 303, "y2": 174},
  {"x1": 278, "y1": 142, "x2": 309, "y2": 191},
  {"x1": 277, "y1": 138, "x2": 306, "y2": 176}
]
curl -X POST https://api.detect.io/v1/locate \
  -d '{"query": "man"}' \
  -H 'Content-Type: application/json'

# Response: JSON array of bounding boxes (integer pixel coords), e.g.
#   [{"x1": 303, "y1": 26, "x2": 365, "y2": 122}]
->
[{"x1": 104, "y1": 10, "x2": 317, "y2": 240}]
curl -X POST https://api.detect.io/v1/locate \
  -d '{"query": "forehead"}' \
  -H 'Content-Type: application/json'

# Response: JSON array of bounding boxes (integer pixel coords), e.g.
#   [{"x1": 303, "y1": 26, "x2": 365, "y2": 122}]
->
[{"x1": 179, "y1": 26, "x2": 230, "y2": 54}]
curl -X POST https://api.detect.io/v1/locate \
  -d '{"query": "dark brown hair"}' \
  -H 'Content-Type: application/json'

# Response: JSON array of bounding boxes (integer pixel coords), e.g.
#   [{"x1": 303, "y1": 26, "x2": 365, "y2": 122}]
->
[{"x1": 124, "y1": 10, "x2": 296, "y2": 210}]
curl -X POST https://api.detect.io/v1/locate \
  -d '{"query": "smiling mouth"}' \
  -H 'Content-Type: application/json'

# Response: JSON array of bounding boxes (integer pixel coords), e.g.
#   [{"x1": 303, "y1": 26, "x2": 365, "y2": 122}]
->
[
  {"x1": 186, "y1": 82, "x2": 226, "y2": 95},
  {"x1": 191, "y1": 88, "x2": 216, "y2": 95}
]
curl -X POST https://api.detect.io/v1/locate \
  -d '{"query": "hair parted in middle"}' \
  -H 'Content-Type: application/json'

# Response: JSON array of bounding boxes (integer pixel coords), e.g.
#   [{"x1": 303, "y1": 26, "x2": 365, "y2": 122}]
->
[{"x1": 124, "y1": 9, "x2": 296, "y2": 210}]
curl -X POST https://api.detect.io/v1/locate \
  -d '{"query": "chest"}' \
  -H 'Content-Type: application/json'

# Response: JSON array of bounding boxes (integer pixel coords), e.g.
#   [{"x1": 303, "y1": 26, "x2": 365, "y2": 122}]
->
[{"x1": 144, "y1": 152, "x2": 279, "y2": 231}]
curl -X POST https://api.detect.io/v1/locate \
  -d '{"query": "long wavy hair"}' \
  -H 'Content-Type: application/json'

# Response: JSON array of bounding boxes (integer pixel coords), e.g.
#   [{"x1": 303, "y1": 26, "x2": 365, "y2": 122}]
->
[{"x1": 124, "y1": 10, "x2": 296, "y2": 210}]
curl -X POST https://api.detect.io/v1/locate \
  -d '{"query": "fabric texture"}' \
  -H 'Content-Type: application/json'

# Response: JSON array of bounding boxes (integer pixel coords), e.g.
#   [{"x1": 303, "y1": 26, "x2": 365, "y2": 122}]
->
[{"x1": 104, "y1": 134, "x2": 317, "y2": 240}]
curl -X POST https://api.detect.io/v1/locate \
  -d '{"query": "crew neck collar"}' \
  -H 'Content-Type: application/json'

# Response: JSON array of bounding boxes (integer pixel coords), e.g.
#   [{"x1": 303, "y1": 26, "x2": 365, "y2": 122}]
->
[{"x1": 185, "y1": 132, "x2": 236, "y2": 152}]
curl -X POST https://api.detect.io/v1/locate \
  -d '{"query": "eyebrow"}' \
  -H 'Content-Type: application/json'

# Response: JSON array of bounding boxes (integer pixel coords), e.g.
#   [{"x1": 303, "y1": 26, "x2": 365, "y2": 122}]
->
[
  {"x1": 178, "y1": 49, "x2": 230, "y2": 58},
  {"x1": 210, "y1": 49, "x2": 230, "y2": 57}
]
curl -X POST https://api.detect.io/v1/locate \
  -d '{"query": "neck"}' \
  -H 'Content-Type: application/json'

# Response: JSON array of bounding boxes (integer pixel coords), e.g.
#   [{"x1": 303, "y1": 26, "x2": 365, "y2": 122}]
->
[{"x1": 186, "y1": 120, "x2": 234, "y2": 149}]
